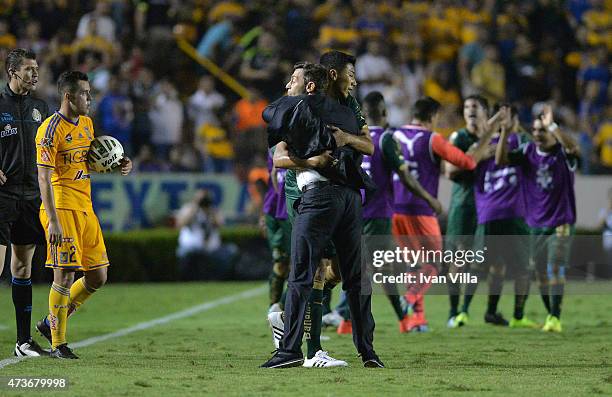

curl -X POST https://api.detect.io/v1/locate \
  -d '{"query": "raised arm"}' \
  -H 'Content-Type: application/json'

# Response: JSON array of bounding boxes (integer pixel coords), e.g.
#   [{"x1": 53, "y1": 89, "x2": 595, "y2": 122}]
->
[{"x1": 541, "y1": 104, "x2": 578, "y2": 155}]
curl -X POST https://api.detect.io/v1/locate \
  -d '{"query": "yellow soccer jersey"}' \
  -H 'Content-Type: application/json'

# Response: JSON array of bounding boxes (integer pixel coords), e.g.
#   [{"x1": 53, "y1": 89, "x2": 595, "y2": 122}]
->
[{"x1": 36, "y1": 112, "x2": 95, "y2": 212}]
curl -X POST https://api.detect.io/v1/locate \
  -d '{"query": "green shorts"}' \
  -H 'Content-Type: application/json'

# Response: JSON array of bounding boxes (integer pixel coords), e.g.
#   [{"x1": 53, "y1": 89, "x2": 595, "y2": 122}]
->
[
  {"x1": 363, "y1": 218, "x2": 392, "y2": 235},
  {"x1": 286, "y1": 195, "x2": 337, "y2": 259},
  {"x1": 473, "y1": 217, "x2": 529, "y2": 272},
  {"x1": 265, "y1": 214, "x2": 291, "y2": 263},
  {"x1": 529, "y1": 224, "x2": 575, "y2": 272}
]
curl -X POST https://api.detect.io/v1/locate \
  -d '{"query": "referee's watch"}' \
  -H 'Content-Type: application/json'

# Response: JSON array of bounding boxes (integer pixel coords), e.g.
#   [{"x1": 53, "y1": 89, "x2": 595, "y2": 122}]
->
[{"x1": 547, "y1": 122, "x2": 559, "y2": 133}]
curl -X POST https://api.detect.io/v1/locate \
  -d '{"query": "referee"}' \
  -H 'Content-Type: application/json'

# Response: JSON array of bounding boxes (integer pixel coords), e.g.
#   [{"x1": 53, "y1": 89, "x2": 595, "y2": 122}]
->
[{"x1": 0, "y1": 48, "x2": 49, "y2": 356}]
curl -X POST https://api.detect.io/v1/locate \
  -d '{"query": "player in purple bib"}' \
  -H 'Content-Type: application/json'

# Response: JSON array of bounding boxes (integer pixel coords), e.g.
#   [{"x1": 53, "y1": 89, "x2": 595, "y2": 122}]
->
[
  {"x1": 334, "y1": 91, "x2": 441, "y2": 333},
  {"x1": 457, "y1": 105, "x2": 535, "y2": 328},
  {"x1": 263, "y1": 149, "x2": 292, "y2": 312},
  {"x1": 497, "y1": 104, "x2": 577, "y2": 332},
  {"x1": 390, "y1": 97, "x2": 493, "y2": 332}
]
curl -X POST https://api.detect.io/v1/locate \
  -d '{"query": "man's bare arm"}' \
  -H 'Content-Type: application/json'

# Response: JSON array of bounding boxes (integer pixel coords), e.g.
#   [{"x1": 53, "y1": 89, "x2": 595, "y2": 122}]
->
[
  {"x1": 38, "y1": 167, "x2": 62, "y2": 246},
  {"x1": 330, "y1": 125, "x2": 374, "y2": 155},
  {"x1": 272, "y1": 141, "x2": 334, "y2": 170}
]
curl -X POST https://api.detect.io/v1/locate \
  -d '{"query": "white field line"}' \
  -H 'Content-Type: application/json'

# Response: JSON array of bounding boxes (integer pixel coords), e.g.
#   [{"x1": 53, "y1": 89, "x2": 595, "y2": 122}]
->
[{"x1": 0, "y1": 285, "x2": 266, "y2": 369}]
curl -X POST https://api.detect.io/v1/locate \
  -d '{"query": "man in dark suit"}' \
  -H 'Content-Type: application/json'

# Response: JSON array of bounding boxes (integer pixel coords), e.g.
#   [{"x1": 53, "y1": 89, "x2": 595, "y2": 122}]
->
[{"x1": 261, "y1": 63, "x2": 384, "y2": 368}]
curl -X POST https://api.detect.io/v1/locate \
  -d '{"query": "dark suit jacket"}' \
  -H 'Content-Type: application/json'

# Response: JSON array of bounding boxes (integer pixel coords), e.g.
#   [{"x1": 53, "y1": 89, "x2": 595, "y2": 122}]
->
[{"x1": 263, "y1": 93, "x2": 377, "y2": 196}]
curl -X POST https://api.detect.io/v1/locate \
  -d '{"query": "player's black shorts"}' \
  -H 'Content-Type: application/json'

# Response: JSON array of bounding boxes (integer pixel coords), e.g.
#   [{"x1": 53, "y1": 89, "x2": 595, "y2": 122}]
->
[{"x1": 0, "y1": 197, "x2": 46, "y2": 246}]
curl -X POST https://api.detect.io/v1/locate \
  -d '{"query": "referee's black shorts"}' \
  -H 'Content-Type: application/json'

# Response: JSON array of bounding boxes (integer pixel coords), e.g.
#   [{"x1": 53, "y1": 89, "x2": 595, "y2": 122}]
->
[{"x1": 0, "y1": 197, "x2": 46, "y2": 246}]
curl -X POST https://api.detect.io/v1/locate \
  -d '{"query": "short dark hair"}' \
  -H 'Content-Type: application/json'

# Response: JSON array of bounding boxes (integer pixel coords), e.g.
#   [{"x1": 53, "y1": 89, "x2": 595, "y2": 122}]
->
[
  {"x1": 363, "y1": 91, "x2": 386, "y2": 120},
  {"x1": 464, "y1": 94, "x2": 489, "y2": 114},
  {"x1": 293, "y1": 61, "x2": 307, "y2": 71},
  {"x1": 5, "y1": 48, "x2": 36, "y2": 78},
  {"x1": 319, "y1": 50, "x2": 356, "y2": 73},
  {"x1": 303, "y1": 63, "x2": 329, "y2": 93},
  {"x1": 57, "y1": 71, "x2": 89, "y2": 96},
  {"x1": 412, "y1": 97, "x2": 441, "y2": 123},
  {"x1": 493, "y1": 102, "x2": 518, "y2": 118}
]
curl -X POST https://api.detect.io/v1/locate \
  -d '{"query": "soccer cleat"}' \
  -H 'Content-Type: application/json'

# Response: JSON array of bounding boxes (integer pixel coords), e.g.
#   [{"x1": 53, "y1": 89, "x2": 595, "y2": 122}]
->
[
  {"x1": 406, "y1": 311, "x2": 429, "y2": 332},
  {"x1": 14, "y1": 339, "x2": 48, "y2": 357},
  {"x1": 509, "y1": 317, "x2": 539, "y2": 329},
  {"x1": 542, "y1": 315, "x2": 562, "y2": 333},
  {"x1": 50, "y1": 344, "x2": 79, "y2": 359},
  {"x1": 36, "y1": 317, "x2": 52, "y2": 346},
  {"x1": 454, "y1": 312, "x2": 469, "y2": 327},
  {"x1": 260, "y1": 350, "x2": 304, "y2": 368},
  {"x1": 268, "y1": 303, "x2": 282, "y2": 314},
  {"x1": 267, "y1": 311, "x2": 284, "y2": 349},
  {"x1": 337, "y1": 319, "x2": 352, "y2": 335},
  {"x1": 400, "y1": 295, "x2": 414, "y2": 317},
  {"x1": 322, "y1": 311, "x2": 343, "y2": 328},
  {"x1": 362, "y1": 353, "x2": 385, "y2": 368},
  {"x1": 303, "y1": 350, "x2": 348, "y2": 368},
  {"x1": 484, "y1": 312, "x2": 509, "y2": 326}
]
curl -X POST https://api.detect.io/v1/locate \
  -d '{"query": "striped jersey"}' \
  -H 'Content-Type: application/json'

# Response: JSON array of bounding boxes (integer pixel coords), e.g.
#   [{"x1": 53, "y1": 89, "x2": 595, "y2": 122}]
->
[{"x1": 36, "y1": 111, "x2": 95, "y2": 212}]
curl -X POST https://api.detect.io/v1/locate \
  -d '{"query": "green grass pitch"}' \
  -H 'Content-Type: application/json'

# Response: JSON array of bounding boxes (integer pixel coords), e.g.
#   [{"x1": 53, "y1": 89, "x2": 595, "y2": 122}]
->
[{"x1": 0, "y1": 282, "x2": 611, "y2": 396}]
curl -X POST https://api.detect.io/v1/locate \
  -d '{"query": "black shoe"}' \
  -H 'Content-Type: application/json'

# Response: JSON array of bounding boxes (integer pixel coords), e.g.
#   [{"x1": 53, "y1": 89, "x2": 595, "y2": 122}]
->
[
  {"x1": 36, "y1": 318, "x2": 52, "y2": 346},
  {"x1": 50, "y1": 344, "x2": 79, "y2": 359},
  {"x1": 260, "y1": 350, "x2": 303, "y2": 368},
  {"x1": 484, "y1": 312, "x2": 509, "y2": 326},
  {"x1": 14, "y1": 338, "x2": 49, "y2": 357},
  {"x1": 362, "y1": 352, "x2": 385, "y2": 368}
]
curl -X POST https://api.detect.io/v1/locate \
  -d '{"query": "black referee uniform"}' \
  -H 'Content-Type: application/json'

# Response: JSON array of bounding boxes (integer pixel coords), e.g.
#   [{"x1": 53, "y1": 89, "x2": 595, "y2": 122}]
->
[{"x1": 0, "y1": 83, "x2": 49, "y2": 349}]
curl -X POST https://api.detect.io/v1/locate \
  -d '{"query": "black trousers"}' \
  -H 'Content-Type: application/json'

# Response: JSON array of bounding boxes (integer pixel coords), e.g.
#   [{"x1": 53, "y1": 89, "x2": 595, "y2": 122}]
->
[{"x1": 281, "y1": 184, "x2": 375, "y2": 357}]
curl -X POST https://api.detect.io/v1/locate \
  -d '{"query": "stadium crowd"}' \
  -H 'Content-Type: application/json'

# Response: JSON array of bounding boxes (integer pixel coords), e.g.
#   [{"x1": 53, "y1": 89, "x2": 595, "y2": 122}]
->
[{"x1": 0, "y1": 0, "x2": 609, "y2": 176}]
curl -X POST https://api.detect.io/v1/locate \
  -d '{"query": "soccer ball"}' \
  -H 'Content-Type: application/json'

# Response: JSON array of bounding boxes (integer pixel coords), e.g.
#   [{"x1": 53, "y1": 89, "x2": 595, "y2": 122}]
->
[{"x1": 87, "y1": 136, "x2": 124, "y2": 173}]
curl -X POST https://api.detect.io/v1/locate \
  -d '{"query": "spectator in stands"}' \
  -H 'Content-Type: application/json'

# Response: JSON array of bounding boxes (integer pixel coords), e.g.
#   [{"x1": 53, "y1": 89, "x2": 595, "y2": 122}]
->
[
  {"x1": 17, "y1": 21, "x2": 47, "y2": 56},
  {"x1": 471, "y1": 43, "x2": 505, "y2": 106},
  {"x1": 149, "y1": 79, "x2": 184, "y2": 160},
  {"x1": 188, "y1": 75, "x2": 225, "y2": 130},
  {"x1": 594, "y1": 105, "x2": 612, "y2": 173},
  {"x1": 133, "y1": 144, "x2": 169, "y2": 173},
  {"x1": 458, "y1": 24, "x2": 487, "y2": 96},
  {"x1": 168, "y1": 144, "x2": 200, "y2": 173},
  {"x1": 175, "y1": 189, "x2": 239, "y2": 280},
  {"x1": 356, "y1": 38, "x2": 393, "y2": 99},
  {"x1": 232, "y1": 89, "x2": 268, "y2": 166},
  {"x1": 239, "y1": 31, "x2": 283, "y2": 100},
  {"x1": 195, "y1": 123, "x2": 234, "y2": 173},
  {"x1": 0, "y1": 18, "x2": 16, "y2": 49},
  {"x1": 76, "y1": 0, "x2": 116, "y2": 43},
  {"x1": 97, "y1": 73, "x2": 134, "y2": 154}
]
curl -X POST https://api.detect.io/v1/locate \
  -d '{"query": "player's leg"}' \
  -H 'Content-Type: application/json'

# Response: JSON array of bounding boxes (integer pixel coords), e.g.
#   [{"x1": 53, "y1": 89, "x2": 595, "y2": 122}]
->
[
  {"x1": 266, "y1": 215, "x2": 288, "y2": 311},
  {"x1": 48, "y1": 268, "x2": 76, "y2": 358},
  {"x1": 264, "y1": 188, "x2": 342, "y2": 368},
  {"x1": 69, "y1": 210, "x2": 110, "y2": 317},
  {"x1": 11, "y1": 244, "x2": 47, "y2": 356},
  {"x1": 543, "y1": 225, "x2": 573, "y2": 332},
  {"x1": 459, "y1": 223, "x2": 490, "y2": 324},
  {"x1": 303, "y1": 258, "x2": 347, "y2": 368},
  {"x1": 0, "y1": 244, "x2": 5, "y2": 280},
  {"x1": 509, "y1": 228, "x2": 537, "y2": 328},
  {"x1": 332, "y1": 189, "x2": 381, "y2": 367}
]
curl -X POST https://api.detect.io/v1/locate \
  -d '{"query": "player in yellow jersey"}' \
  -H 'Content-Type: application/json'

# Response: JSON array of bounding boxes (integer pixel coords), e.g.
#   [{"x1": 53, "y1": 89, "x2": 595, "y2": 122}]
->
[{"x1": 34, "y1": 71, "x2": 132, "y2": 359}]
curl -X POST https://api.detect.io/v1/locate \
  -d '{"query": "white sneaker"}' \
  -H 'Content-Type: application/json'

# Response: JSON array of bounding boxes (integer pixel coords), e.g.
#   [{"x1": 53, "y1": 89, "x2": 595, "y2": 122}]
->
[
  {"x1": 14, "y1": 339, "x2": 48, "y2": 357},
  {"x1": 268, "y1": 303, "x2": 282, "y2": 314},
  {"x1": 322, "y1": 311, "x2": 342, "y2": 328},
  {"x1": 267, "y1": 311, "x2": 284, "y2": 349},
  {"x1": 303, "y1": 350, "x2": 348, "y2": 368}
]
